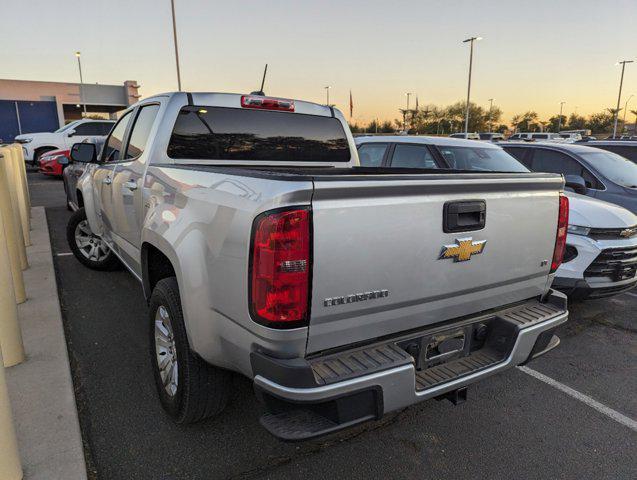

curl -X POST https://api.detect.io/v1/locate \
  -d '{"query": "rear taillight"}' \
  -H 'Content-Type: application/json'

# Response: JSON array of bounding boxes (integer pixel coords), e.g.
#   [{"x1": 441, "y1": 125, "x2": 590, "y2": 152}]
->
[
  {"x1": 241, "y1": 95, "x2": 295, "y2": 112},
  {"x1": 550, "y1": 194, "x2": 569, "y2": 273},
  {"x1": 250, "y1": 208, "x2": 310, "y2": 328}
]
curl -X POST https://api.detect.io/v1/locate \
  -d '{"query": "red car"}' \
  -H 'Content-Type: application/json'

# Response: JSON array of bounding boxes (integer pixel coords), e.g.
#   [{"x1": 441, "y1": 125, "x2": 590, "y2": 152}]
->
[{"x1": 38, "y1": 149, "x2": 70, "y2": 177}]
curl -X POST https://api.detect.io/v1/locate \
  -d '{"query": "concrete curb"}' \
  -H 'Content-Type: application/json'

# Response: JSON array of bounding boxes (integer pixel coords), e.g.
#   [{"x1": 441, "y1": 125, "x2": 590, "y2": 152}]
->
[{"x1": 5, "y1": 206, "x2": 87, "y2": 480}]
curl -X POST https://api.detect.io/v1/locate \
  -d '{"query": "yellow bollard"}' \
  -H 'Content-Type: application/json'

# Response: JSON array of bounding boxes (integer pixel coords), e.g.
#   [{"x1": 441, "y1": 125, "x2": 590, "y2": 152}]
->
[
  {"x1": 0, "y1": 149, "x2": 27, "y2": 271},
  {"x1": 10, "y1": 145, "x2": 30, "y2": 214},
  {"x1": 0, "y1": 208, "x2": 24, "y2": 367},
  {"x1": 0, "y1": 347, "x2": 23, "y2": 480},
  {"x1": 5, "y1": 148, "x2": 30, "y2": 247},
  {"x1": 0, "y1": 153, "x2": 26, "y2": 304}
]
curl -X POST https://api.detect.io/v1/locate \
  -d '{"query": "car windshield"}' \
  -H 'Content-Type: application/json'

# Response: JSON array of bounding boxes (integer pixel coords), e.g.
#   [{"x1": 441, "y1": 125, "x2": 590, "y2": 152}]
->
[
  {"x1": 437, "y1": 146, "x2": 529, "y2": 172},
  {"x1": 580, "y1": 150, "x2": 637, "y2": 188},
  {"x1": 55, "y1": 121, "x2": 80, "y2": 133}
]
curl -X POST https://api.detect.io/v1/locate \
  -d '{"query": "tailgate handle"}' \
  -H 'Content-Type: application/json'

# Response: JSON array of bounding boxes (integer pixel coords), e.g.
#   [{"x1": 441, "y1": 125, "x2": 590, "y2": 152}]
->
[{"x1": 443, "y1": 200, "x2": 486, "y2": 233}]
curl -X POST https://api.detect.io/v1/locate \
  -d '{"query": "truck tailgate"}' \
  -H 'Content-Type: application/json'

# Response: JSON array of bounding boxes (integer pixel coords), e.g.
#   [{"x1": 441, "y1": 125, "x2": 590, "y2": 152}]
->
[{"x1": 307, "y1": 173, "x2": 564, "y2": 354}]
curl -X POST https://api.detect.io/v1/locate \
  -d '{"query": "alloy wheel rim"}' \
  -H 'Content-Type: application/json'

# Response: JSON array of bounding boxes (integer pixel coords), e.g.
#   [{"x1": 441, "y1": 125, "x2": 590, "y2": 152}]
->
[
  {"x1": 74, "y1": 220, "x2": 109, "y2": 262},
  {"x1": 155, "y1": 305, "x2": 179, "y2": 397}
]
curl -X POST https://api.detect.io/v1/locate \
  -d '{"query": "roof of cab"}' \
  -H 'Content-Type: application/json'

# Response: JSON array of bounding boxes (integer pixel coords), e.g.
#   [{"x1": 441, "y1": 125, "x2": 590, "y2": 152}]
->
[{"x1": 354, "y1": 135, "x2": 502, "y2": 149}]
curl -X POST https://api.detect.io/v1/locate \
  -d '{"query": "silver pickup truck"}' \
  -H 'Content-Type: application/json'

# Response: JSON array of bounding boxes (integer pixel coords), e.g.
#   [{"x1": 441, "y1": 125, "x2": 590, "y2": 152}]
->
[{"x1": 66, "y1": 92, "x2": 569, "y2": 440}]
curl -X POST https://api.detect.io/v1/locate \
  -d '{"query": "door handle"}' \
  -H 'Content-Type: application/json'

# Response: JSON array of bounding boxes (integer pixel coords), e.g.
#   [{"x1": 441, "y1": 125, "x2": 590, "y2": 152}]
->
[
  {"x1": 443, "y1": 200, "x2": 486, "y2": 233},
  {"x1": 123, "y1": 181, "x2": 138, "y2": 191},
  {"x1": 102, "y1": 177, "x2": 112, "y2": 185}
]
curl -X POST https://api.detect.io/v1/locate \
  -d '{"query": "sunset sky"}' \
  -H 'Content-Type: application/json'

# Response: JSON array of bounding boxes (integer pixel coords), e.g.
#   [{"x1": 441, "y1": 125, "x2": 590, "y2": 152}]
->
[{"x1": 2, "y1": 0, "x2": 636, "y2": 125}]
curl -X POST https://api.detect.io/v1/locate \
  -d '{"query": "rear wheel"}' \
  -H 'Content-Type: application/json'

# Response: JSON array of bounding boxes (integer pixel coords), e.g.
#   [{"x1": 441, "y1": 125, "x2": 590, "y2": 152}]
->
[
  {"x1": 66, "y1": 208, "x2": 120, "y2": 270},
  {"x1": 149, "y1": 277, "x2": 231, "y2": 424}
]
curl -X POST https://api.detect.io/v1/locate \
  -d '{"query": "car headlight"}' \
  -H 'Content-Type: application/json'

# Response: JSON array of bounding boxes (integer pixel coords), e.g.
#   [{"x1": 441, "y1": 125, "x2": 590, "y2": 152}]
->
[
  {"x1": 567, "y1": 225, "x2": 590, "y2": 236},
  {"x1": 16, "y1": 138, "x2": 33, "y2": 144}
]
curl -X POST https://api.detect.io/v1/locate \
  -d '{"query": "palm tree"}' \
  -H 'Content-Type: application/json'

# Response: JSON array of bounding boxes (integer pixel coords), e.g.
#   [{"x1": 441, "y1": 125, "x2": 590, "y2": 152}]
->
[
  {"x1": 511, "y1": 114, "x2": 522, "y2": 133},
  {"x1": 630, "y1": 109, "x2": 637, "y2": 135}
]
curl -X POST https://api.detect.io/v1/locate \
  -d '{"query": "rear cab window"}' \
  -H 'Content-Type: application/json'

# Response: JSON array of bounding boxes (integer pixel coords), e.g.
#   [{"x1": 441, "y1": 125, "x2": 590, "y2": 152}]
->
[
  {"x1": 167, "y1": 106, "x2": 351, "y2": 162},
  {"x1": 390, "y1": 144, "x2": 438, "y2": 168},
  {"x1": 357, "y1": 143, "x2": 387, "y2": 167}
]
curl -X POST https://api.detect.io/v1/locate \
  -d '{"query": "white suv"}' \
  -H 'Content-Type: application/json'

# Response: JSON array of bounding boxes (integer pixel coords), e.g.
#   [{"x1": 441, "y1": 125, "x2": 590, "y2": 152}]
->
[{"x1": 15, "y1": 119, "x2": 114, "y2": 165}]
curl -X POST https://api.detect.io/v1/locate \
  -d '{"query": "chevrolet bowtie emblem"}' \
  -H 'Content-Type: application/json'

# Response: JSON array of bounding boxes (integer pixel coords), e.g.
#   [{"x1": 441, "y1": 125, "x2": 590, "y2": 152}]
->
[{"x1": 439, "y1": 238, "x2": 487, "y2": 262}]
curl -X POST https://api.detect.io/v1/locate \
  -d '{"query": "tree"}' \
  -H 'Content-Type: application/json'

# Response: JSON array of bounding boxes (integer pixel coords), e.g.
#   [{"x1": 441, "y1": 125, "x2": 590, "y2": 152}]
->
[
  {"x1": 586, "y1": 110, "x2": 614, "y2": 134},
  {"x1": 380, "y1": 121, "x2": 394, "y2": 133},
  {"x1": 548, "y1": 115, "x2": 566, "y2": 132},
  {"x1": 567, "y1": 114, "x2": 586, "y2": 130}
]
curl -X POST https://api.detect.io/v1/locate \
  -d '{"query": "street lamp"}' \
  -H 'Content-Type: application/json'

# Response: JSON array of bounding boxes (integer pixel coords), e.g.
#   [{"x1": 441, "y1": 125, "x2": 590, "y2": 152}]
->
[
  {"x1": 488, "y1": 98, "x2": 494, "y2": 132},
  {"x1": 324, "y1": 86, "x2": 331, "y2": 105},
  {"x1": 622, "y1": 94, "x2": 634, "y2": 133},
  {"x1": 74, "y1": 51, "x2": 87, "y2": 117},
  {"x1": 170, "y1": 0, "x2": 182, "y2": 91},
  {"x1": 462, "y1": 36, "x2": 482, "y2": 134},
  {"x1": 557, "y1": 101, "x2": 566, "y2": 133},
  {"x1": 613, "y1": 60, "x2": 634, "y2": 138}
]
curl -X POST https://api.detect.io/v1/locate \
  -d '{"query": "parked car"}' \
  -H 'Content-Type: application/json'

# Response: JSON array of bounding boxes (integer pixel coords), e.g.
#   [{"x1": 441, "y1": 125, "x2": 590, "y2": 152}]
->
[
  {"x1": 356, "y1": 136, "x2": 637, "y2": 300},
  {"x1": 558, "y1": 133, "x2": 583, "y2": 143},
  {"x1": 583, "y1": 140, "x2": 637, "y2": 164},
  {"x1": 509, "y1": 132, "x2": 564, "y2": 142},
  {"x1": 449, "y1": 132, "x2": 480, "y2": 140},
  {"x1": 355, "y1": 135, "x2": 528, "y2": 172},
  {"x1": 478, "y1": 132, "x2": 505, "y2": 142},
  {"x1": 38, "y1": 148, "x2": 69, "y2": 177},
  {"x1": 63, "y1": 137, "x2": 106, "y2": 211},
  {"x1": 66, "y1": 92, "x2": 568, "y2": 440},
  {"x1": 14, "y1": 119, "x2": 114, "y2": 166},
  {"x1": 557, "y1": 192, "x2": 637, "y2": 299},
  {"x1": 502, "y1": 142, "x2": 637, "y2": 214}
]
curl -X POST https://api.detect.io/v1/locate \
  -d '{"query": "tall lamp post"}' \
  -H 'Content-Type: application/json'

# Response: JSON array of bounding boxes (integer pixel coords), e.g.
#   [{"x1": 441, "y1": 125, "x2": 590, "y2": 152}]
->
[
  {"x1": 622, "y1": 94, "x2": 634, "y2": 133},
  {"x1": 613, "y1": 60, "x2": 633, "y2": 138},
  {"x1": 75, "y1": 52, "x2": 87, "y2": 117},
  {"x1": 487, "y1": 98, "x2": 494, "y2": 132},
  {"x1": 170, "y1": 0, "x2": 182, "y2": 91},
  {"x1": 557, "y1": 101, "x2": 566, "y2": 133},
  {"x1": 462, "y1": 36, "x2": 482, "y2": 134},
  {"x1": 405, "y1": 92, "x2": 412, "y2": 130},
  {"x1": 324, "y1": 86, "x2": 331, "y2": 105}
]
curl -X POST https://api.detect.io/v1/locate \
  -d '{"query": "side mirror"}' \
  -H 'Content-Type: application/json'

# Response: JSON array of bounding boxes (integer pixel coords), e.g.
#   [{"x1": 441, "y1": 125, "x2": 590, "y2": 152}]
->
[
  {"x1": 70, "y1": 142, "x2": 97, "y2": 163},
  {"x1": 67, "y1": 129, "x2": 77, "y2": 137},
  {"x1": 564, "y1": 174, "x2": 588, "y2": 195}
]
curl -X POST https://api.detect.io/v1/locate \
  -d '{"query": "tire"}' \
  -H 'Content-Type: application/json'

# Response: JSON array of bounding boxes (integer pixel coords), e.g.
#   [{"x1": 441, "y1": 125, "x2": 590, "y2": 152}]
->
[
  {"x1": 66, "y1": 207, "x2": 120, "y2": 270},
  {"x1": 149, "y1": 277, "x2": 230, "y2": 424}
]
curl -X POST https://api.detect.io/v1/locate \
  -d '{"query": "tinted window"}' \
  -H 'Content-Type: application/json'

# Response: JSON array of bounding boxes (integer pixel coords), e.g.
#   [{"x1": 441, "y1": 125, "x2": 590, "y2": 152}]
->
[
  {"x1": 391, "y1": 144, "x2": 437, "y2": 168},
  {"x1": 74, "y1": 122, "x2": 102, "y2": 136},
  {"x1": 579, "y1": 151, "x2": 637, "y2": 188},
  {"x1": 594, "y1": 145, "x2": 637, "y2": 163},
  {"x1": 99, "y1": 122, "x2": 114, "y2": 135},
  {"x1": 532, "y1": 133, "x2": 548, "y2": 139},
  {"x1": 438, "y1": 146, "x2": 528, "y2": 172},
  {"x1": 531, "y1": 149, "x2": 582, "y2": 175},
  {"x1": 167, "y1": 107, "x2": 350, "y2": 162},
  {"x1": 125, "y1": 104, "x2": 160, "y2": 159},
  {"x1": 357, "y1": 143, "x2": 387, "y2": 167},
  {"x1": 504, "y1": 147, "x2": 532, "y2": 168},
  {"x1": 102, "y1": 111, "x2": 132, "y2": 162}
]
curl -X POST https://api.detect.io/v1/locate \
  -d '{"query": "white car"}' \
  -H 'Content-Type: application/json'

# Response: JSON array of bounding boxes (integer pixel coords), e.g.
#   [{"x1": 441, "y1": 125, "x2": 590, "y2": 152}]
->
[
  {"x1": 449, "y1": 132, "x2": 480, "y2": 140},
  {"x1": 14, "y1": 119, "x2": 114, "y2": 165},
  {"x1": 555, "y1": 192, "x2": 637, "y2": 299},
  {"x1": 508, "y1": 132, "x2": 565, "y2": 142}
]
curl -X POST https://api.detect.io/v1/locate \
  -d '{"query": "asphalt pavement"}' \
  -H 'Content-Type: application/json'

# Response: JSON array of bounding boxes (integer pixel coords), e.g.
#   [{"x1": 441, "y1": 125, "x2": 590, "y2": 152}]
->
[{"x1": 29, "y1": 171, "x2": 637, "y2": 480}]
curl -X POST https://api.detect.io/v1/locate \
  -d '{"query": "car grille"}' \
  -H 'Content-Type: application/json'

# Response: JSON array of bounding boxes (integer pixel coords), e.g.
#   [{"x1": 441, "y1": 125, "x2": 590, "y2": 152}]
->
[
  {"x1": 589, "y1": 225, "x2": 637, "y2": 240},
  {"x1": 584, "y1": 246, "x2": 637, "y2": 280}
]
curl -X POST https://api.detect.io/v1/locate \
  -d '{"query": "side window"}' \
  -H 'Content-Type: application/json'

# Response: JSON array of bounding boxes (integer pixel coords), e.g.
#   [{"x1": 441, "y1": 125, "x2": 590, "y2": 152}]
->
[
  {"x1": 505, "y1": 147, "x2": 531, "y2": 167},
  {"x1": 357, "y1": 143, "x2": 387, "y2": 167},
  {"x1": 124, "y1": 104, "x2": 160, "y2": 159},
  {"x1": 581, "y1": 167, "x2": 603, "y2": 189},
  {"x1": 531, "y1": 149, "x2": 583, "y2": 175},
  {"x1": 99, "y1": 122, "x2": 115, "y2": 136},
  {"x1": 101, "y1": 111, "x2": 133, "y2": 163},
  {"x1": 391, "y1": 144, "x2": 437, "y2": 169},
  {"x1": 73, "y1": 122, "x2": 98, "y2": 136}
]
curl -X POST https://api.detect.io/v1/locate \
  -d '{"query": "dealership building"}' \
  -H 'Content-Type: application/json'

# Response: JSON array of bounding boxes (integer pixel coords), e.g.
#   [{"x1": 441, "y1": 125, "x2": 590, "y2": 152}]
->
[{"x1": 0, "y1": 78, "x2": 140, "y2": 142}]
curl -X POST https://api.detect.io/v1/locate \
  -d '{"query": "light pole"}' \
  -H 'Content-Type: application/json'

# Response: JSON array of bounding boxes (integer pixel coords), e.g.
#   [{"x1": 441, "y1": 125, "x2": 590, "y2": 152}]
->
[
  {"x1": 622, "y1": 94, "x2": 634, "y2": 133},
  {"x1": 488, "y1": 98, "x2": 494, "y2": 132},
  {"x1": 463, "y1": 36, "x2": 482, "y2": 133},
  {"x1": 613, "y1": 60, "x2": 633, "y2": 138},
  {"x1": 557, "y1": 101, "x2": 565, "y2": 133},
  {"x1": 75, "y1": 52, "x2": 87, "y2": 117},
  {"x1": 324, "y1": 86, "x2": 331, "y2": 106},
  {"x1": 405, "y1": 93, "x2": 412, "y2": 130},
  {"x1": 170, "y1": 0, "x2": 182, "y2": 91}
]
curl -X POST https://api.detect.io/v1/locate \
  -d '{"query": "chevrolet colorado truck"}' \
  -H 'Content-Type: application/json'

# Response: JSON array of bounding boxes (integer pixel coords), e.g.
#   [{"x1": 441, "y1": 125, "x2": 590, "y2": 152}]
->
[{"x1": 66, "y1": 92, "x2": 569, "y2": 440}]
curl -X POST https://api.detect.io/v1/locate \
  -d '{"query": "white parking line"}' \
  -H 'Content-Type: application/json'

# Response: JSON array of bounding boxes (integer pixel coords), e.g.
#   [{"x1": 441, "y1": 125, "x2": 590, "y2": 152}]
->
[
  {"x1": 56, "y1": 252, "x2": 73, "y2": 257},
  {"x1": 518, "y1": 366, "x2": 637, "y2": 432},
  {"x1": 624, "y1": 292, "x2": 637, "y2": 298}
]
